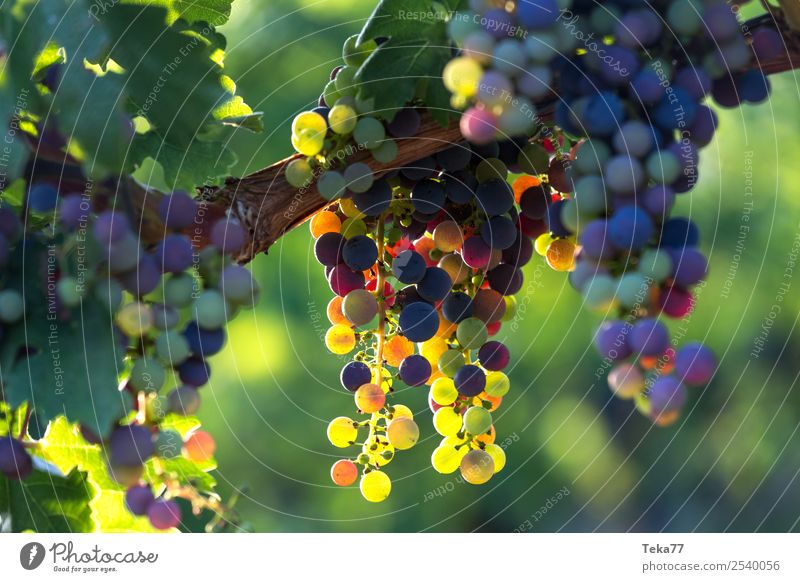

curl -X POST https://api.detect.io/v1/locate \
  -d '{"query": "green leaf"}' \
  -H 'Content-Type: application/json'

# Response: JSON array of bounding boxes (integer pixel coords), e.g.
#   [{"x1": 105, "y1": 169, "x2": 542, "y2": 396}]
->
[
  {"x1": 132, "y1": 132, "x2": 237, "y2": 192},
  {"x1": 125, "y1": 0, "x2": 234, "y2": 26},
  {"x1": 0, "y1": 240, "x2": 128, "y2": 438},
  {"x1": 354, "y1": 0, "x2": 466, "y2": 125},
  {"x1": 0, "y1": 468, "x2": 95, "y2": 532}
]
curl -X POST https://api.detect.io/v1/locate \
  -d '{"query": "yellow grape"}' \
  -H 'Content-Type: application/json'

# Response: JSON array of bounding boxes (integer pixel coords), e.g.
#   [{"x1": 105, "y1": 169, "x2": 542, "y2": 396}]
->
[
  {"x1": 386, "y1": 417, "x2": 419, "y2": 450},
  {"x1": 546, "y1": 238, "x2": 576, "y2": 272},
  {"x1": 371, "y1": 367, "x2": 392, "y2": 393},
  {"x1": 339, "y1": 197, "x2": 364, "y2": 219},
  {"x1": 331, "y1": 459, "x2": 358, "y2": 486},
  {"x1": 419, "y1": 337, "x2": 449, "y2": 367},
  {"x1": 291, "y1": 128, "x2": 324, "y2": 156},
  {"x1": 534, "y1": 232, "x2": 556, "y2": 256},
  {"x1": 360, "y1": 470, "x2": 391, "y2": 502},
  {"x1": 116, "y1": 302, "x2": 153, "y2": 337},
  {"x1": 355, "y1": 383, "x2": 386, "y2": 413},
  {"x1": 292, "y1": 111, "x2": 327, "y2": 136},
  {"x1": 329, "y1": 104, "x2": 357, "y2": 135},
  {"x1": 391, "y1": 404, "x2": 413, "y2": 420},
  {"x1": 431, "y1": 444, "x2": 466, "y2": 474},
  {"x1": 325, "y1": 324, "x2": 356, "y2": 355},
  {"x1": 438, "y1": 253, "x2": 469, "y2": 285},
  {"x1": 484, "y1": 371, "x2": 510, "y2": 397},
  {"x1": 442, "y1": 56, "x2": 482, "y2": 98},
  {"x1": 433, "y1": 407, "x2": 462, "y2": 437},
  {"x1": 431, "y1": 377, "x2": 458, "y2": 406},
  {"x1": 484, "y1": 443, "x2": 506, "y2": 473},
  {"x1": 433, "y1": 221, "x2": 464, "y2": 252},
  {"x1": 364, "y1": 440, "x2": 394, "y2": 467},
  {"x1": 460, "y1": 449, "x2": 494, "y2": 484},
  {"x1": 327, "y1": 417, "x2": 358, "y2": 448}
]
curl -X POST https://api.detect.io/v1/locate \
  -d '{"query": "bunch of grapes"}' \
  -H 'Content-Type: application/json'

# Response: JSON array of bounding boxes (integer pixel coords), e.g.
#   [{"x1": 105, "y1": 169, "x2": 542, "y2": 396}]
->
[{"x1": 1, "y1": 176, "x2": 259, "y2": 528}]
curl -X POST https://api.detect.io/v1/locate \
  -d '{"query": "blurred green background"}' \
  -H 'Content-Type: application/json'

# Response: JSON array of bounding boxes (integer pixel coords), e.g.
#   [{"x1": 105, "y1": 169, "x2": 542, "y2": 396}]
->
[{"x1": 195, "y1": 0, "x2": 800, "y2": 532}]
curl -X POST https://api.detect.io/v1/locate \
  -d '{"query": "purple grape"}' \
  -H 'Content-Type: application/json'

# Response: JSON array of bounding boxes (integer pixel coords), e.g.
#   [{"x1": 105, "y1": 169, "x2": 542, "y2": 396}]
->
[
  {"x1": 687, "y1": 105, "x2": 718, "y2": 147},
  {"x1": 387, "y1": 108, "x2": 421, "y2": 138},
  {"x1": 675, "y1": 66, "x2": 712, "y2": 100},
  {"x1": 608, "y1": 206, "x2": 654, "y2": 251},
  {"x1": 314, "y1": 232, "x2": 345, "y2": 267},
  {"x1": 210, "y1": 217, "x2": 246, "y2": 254},
  {"x1": 0, "y1": 207, "x2": 22, "y2": 241},
  {"x1": 168, "y1": 385, "x2": 201, "y2": 415},
  {"x1": 520, "y1": 185, "x2": 550, "y2": 219},
  {"x1": 147, "y1": 499, "x2": 182, "y2": 530},
  {"x1": 595, "y1": 321, "x2": 632, "y2": 361},
  {"x1": 487, "y1": 264, "x2": 523, "y2": 296},
  {"x1": 462, "y1": 236, "x2": 491, "y2": 269},
  {"x1": 398, "y1": 302, "x2": 438, "y2": 342},
  {"x1": 478, "y1": 341, "x2": 510, "y2": 371},
  {"x1": 184, "y1": 321, "x2": 226, "y2": 356},
  {"x1": 125, "y1": 484, "x2": 155, "y2": 516},
  {"x1": 94, "y1": 210, "x2": 131, "y2": 245},
  {"x1": 0, "y1": 436, "x2": 33, "y2": 480},
  {"x1": 341, "y1": 361, "x2": 371, "y2": 392},
  {"x1": 109, "y1": 425, "x2": 155, "y2": 467},
  {"x1": 641, "y1": 185, "x2": 675, "y2": 218},
  {"x1": 392, "y1": 250, "x2": 426, "y2": 284},
  {"x1": 669, "y1": 247, "x2": 707, "y2": 287},
  {"x1": 454, "y1": 364, "x2": 486, "y2": 396},
  {"x1": 579, "y1": 220, "x2": 615, "y2": 261},
  {"x1": 328, "y1": 264, "x2": 366, "y2": 296},
  {"x1": 417, "y1": 267, "x2": 453, "y2": 302},
  {"x1": 178, "y1": 357, "x2": 211, "y2": 387},
  {"x1": 441, "y1": 292, "x2": 473, "y2": 324},
  {"x1": 630, "y1": 318, "x2": 669, "y2": 356},
  {"x1": 155, "y1": 234, "x2": 194, "y2": 274},
  {"x1": 59, "y1": 194, "x2": 88, "y2": 230},
  {"x1": 398, "y1": 354, "x2": 432, "y2": 387},
  {"x1": 752, "y1": 27, "x2": 783, "y2": 61},
  {"x1": 647, "y1": 375, "x2": 687, "y2": 417},
  {"x1": 342, "y1": 235, "x2": 378, "y2": 271},
  {"x1": 630, "y1": 69, "x2": 666, "y2": 104},
  {"x1": 158, "y1": 192, "x2": 197, "y2": 229},
  {"x1": 675, "y1": 342, "x2": 716, "y2": 386},
  {"x1": 118, "y1": 255, "x2": 161, "y2": 296}
]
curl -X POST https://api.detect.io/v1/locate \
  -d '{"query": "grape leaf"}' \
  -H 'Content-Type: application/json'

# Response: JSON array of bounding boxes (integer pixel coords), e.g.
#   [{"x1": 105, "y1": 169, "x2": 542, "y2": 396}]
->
[
  {"x1": 0, "y1": 240, "x2": 129, "y2": 438},
  {"x1": 0, "y1": 468, "x2": 95, "y2": 532},
  {"x1": 355, "y1": 0, "x2": 466, "y2": 125},
  {"x1": 125, "y1": 0, "x2": 235, "y2": 26}
]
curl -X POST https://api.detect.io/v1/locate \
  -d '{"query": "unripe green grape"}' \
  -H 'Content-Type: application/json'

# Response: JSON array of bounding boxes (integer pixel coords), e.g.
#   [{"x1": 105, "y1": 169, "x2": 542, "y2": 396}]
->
[
  {"x1": 438, "y1": 349, "x2": 466, "y2": 377},
  {"x1": 292, "y1": 127, "x2": 324, "y2": 156},
  {"x1": 360, "y1": 469, "x2": 391, "y2": 502},
  {"x1": 116, "y1": 302, "x2": 153, "y2": 337},
  {"x1": 386, "y1": 417, "x2": 419, "y2": 450},
  {"x1": 342, "y1": 34, "x2": 377, "y2": 67},
  {"x1": 354, "y1": 93, "x2": 376, "y2": 115},
  {"x1": 463, "y1": 405, "x2": 492, "y2": 435},
  {"x1": 475, "y1": 158, "x2": 508, "y2": 183},
  {"x1": 638, "y1": 249, "x2": 672, "y2": 283},
  {"x1": 343, "y1": 162, "x2": 374, "y2": 193},
  {"x1": 617, "y1": 273, "x2": 650, "y2": 308},
  {"x1": 430, "y1": 377, "x2": 459, "y2": 406},
  {"x1": 484, "y1": 443, "x2": 506, "y2": 473},
  {"x1": 292, "y1": 111, "x2": 327, "y2": 135},
  {"x1": 341, "y1": 217, "x2": 367, "y2": 239},
  {"x1": 164, "y1": 274, "x2": 195, "y2": 308},
  {"x1": 328, "y1": 103, "x2": 357, "y2": 135},
  {"x1": 371, "y1": 138, "x2": 398, "y2": 163},
  {"x1": 155, "y1": 330, "x2": 191, "y2": 365},
  {"x1": 485, "y1": 371, "x2": 510, "y2": 397},
  {"x1": 456, "y1": 317, "x2": 488, "y2": 350},
  {"x1": 327, "y1": 416, "x2": 358, "y2": 448},
  {"x1": 57, "y1": 277, "x2": 84, "y2": 308},
  {"x1": 0, "y1": 289, "x2": 24, "y2": 323},
  {"x1": 342, "y1": 289, "x2": 378, "y2": 327},
  {"x1": 97, "y1": 279, "x2": 124, "y2": 311},
  {"x1": 497, "y1": 98, "x2": 536, "y2": 137},
  {"x1": 130, "y1": 358, "x2": 166, "y2": 392},
  {"x1": 168, "y1": 386, "x2": 200, "y2": 416},
  {"x1": 220, "y1": 264, "x2": 258, "y2": 307},
  {"x1": 582, "y1": 274, "x2": 617, "y2": 312},
  {"x1": 460, "y1": 449, "x2": 494, "y2": 484},
  {"x1": 443, "y1": 56, "x2": 481, "y2": 98},
  {"x1": 518, "y1": 143, "x2": 550, "y2": 175},
  {"x1": 317, "y1": 171, "x2": 346, "y2": 200},
  {"x1": 197, "y1": 247, "x2": 222, "y2": 282},
  {"x1": 433, "y1": 407, "x2": 462, "y2": 436},
  {"x1": 334, "y1": 66, "x2": 357, "y2": 93},
  {"x1": 502, "y1": 296, "x2": 517, "y2": 322},
  {"x1": 286, "y1": 158, "x2": 314, "y2": 188},
  {"x1": 323, "y1": 80, "x2": 341, "y2": 107},
  {"x1": 646, "y1": 150, "x2": 681, "y2": 184},
  {"x1": 153, "y1": 429, "x2": 183, "y2": 459},
  {"x1": 193, "y1": 290, "x2": 227, "y2": 329},
  {"x1": 352, "y1": 117, "x2": 385, "y2": 150}
]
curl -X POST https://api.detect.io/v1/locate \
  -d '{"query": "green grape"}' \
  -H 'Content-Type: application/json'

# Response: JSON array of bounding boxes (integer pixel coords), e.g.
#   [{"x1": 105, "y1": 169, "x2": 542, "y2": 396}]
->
[
  {"x1": 342, "y1": 34, "x2": 377, "y2": 67},
  {"x1": 130, "y1": 358, "x2": 166, "y2": 392},
  {"x1": 386, "y1": 417, "x2": 419, "y2": 450},
  {"x1": 582, "y1": 274, "x2": 617, "y2": 311},
  {"x1": 334, "y1": 66, "x2": 357, "y2": 94},
  {"x1": 323, "y1": 80, "x2": 341, "y2": 107},
  {"x1": 0, "y1": 289, "x2": 24, "y2": 323},
  {"x1": 502, "y1": 295, "x2": 517, "y2": 322},
  {"x1": 431, "y1": 443, "x2": 465, "y2": 474},
  {"x1": 617, "y1": 273, "x2": 650, "y2": 308},
  {"x1": 286, "y1": 158, "x2": 314, "y2": 188},
  {"x1": 460, "y1": 449, "x2": 494, "y2": 484},
  {"x1": 292, "y1": 127, "x2": 324, "y2": 156},
  {"x1": 442, "y1": 56, "x2": 481, "y2": 98},
  {"x1": 354, "y1": 93, "x2": 376, "y2": 115},
  {"x1": 193, "y1": 290, "x2": 227, "y2": 329},
  {"x1": 153, "y1": 429, "x2": 183, "y2": 459},
  {"x1": 518, "y1": 143, "x2": 550, "y2": 175},
  {"x1": 638, "y1": 249, "x2": 672, "y2": 283},
  {"x1": 456, "y1": 317, "x2": 488, "y2": 350},
  {"x1": 438, "y1": 349, "x2": 466, "y2": 377},
  {"x1": 96, "y1": 279, "x2": 124, "y2": 311},
  {"x1": 341, "y1": 217, "x2": 367, "y2": 239},
  {"x1": 317, "y1": 171, "x2": 346, "y2": 200},
  {"x1": 198, "y1": 247, "x2": 222, "y2": 282},
  {"x1": 342, "y1": 289, "x2": 378, "y2": 327},
  {"x1": 391, "y1": 404, "x2": 413, "y2": 420},
  {"x1": 359, "y1": 470, "x2": 391, "y2": 502},
  {"x1": 463, "y1": 406, "x2": 492, "y2": 436},
  {"x1": 371, "y1": 138, "x2": 398, "y2": 164},
  {"x1": 155, "y1": 330, "x2": 191, "y2": 365},
  {"x1": 484, "y1": 371, "x2": 510, "y2": 397},
  {"x1": 352, "y1": 117, "x2": 385, "y2": 150},
  {"x1": 327, "y1": 416, "x2": 358, "y2": 448},
  {"x1": 291, "y1": 111, "x2": 327, "y2": 136},
  {"x1": 328, "y1": 103, "x2": 357, "y2": 135},
  {"x1": 116, "y1": 302, "x2": 153, "y2": 337},
  {"x1": 431, "y1": 377, "x2": 459, "y2": 406},
  {"x1": 57, "y1": 277, "x2": 84, "y2": 308},
  {"x1": 475, "y1": 158, "x2": 508, "y2": 183},
  {"x1": 343, "y1": 162, "x2": 374, "y2": 193},
  {"x1": 484, "y1": 443, "x2": 506, "y2": 473},
  {"x1": 497, "y1": 96, "x2": 536, "y2": 136},
  {"x1": 433, "y1": 407, "x2": 462, "y2": 437},
  {"x1": 164, "y1": 274, "x2": 195, "y2": 308}
]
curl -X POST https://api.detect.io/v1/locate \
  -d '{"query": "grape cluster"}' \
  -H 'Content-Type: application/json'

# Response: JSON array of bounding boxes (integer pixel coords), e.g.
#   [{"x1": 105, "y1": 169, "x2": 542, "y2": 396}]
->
[
  {"x1": 1, "y1": 178, "x2": 258, "y2": 528},
  {"x1": 440, "y1": 0, "x2": 769, "y2": 424}
]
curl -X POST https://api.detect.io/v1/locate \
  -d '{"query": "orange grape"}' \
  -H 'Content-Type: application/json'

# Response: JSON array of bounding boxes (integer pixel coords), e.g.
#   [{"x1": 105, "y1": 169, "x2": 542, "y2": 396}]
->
[
  {"x1": 512, "y1": 175, "x2": 541, "y2": 203},
  {"x1": 546, "y1": 238, "x2": 576, "y2": 272},
  {"x1": 355, "y1": 383, "x2": 385, "y2": 413},
  {"x1": 183, "y1": 430, "x2": 216, "y2": 463},
  {"x1": 310, "y1": 211, "x2": 341, "y2": 238},
  {"x1": 327, "y1": 296, "x2": 346, "y2": 325},
  {"x1": 331, "y1": 459, "x2": 358, "y2": 486},
  {"x1": 384, "y1": 335, "x2": 413, "y2": 367}
]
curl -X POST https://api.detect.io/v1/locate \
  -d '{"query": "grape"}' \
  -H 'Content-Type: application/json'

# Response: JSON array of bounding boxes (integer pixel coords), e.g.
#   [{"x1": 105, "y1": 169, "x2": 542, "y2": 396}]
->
[
  {"x1": 129, "y1": 358, "x2": 166, "y2": 392},
  {"x1": 155, "y1": 234, "x2": 194, "y2": 274},
  {"x1": 0, "y1": 207, "x2": 22, "y2": 241},
  {"x1": 210, "y1": 217, "x2": 245, "y2": 255},
  {"x1": 184, "y1": 430, "x2": 216, "y2": 462},
  {"x1": 608, "y1": 363, "x2": 645, "y2": 399},
  {"x1": 484, "y1": 371, "x2": 510, "y2": 397},
  {"x1": 594, "y1": 321, "x2": 631, "y2": 361},
  {"x1": 220, "y1": 265, "x2": 257, "y2": 307},
  {"x1": 481, "y1": 216, "x2": 518, "y2": 250},
  {"x1": 647, "y1": 375, "x2": 688, "y2": 417},
  {"x1": 125, "y1": 484, "x2": 155, "y2": 516},
  {"x1": 342, "y1": 34, "x2": 377, "y2": 67},
  {"x1": 328, "y1": 103, "x2": 357, "y2": 134},
  {"x1": 410, "y1": 179, "x2": 445, "y2": 214},
  {"x1": 582, "y1": 274, "x2": 617, "y2": 311},
  {"x1": 386, "y1": 417, "x2": 419, "y2": 450},
  {"x1": 158, "y1": 191, "x2": 197, "y2": 229},
  {"x1": 608, "y1": 206, "x2": 654, "y2": 251},
  {"x1": 118, "y1": 255, "x2": 161, "y2": 297},
  {"x1": 660, "y1": 217, "x2": 700, "y2": 248},
  {"x1": 638, "y1": 248, "x2": 673, "y2": 282},
  {"x1": 454, "y1": 364, "x2": 485, "y2": 396},
  {"x1": 184, "y1": 321, "x2": 226, "y2": 356},
  {"x1": 461, "y1": 236, "x2": 491, "y2": 269},
  {"x1": 177, "y1": 357, "x2": 211, "y2": 387},
  {"x1": 456, "y1": 317, "x2": 488, "y2": 350},
  {"x1": 399, "y1": 301, "x2": 439, "y2": 342},
  {"x1": 475, "y1": 179, "x2": 514, "y2": 217},
  {"x1": 152, "y1": 429, "x2": 183, "y2": 460},
  {"x1": 94, "y1": 210, "x2": 131, "y2": 246},
  {"x1": 168, "y1": 385, "x2": 201, "y2": 415},
  {"x1": 441, "y1": 292, "x2": 473, "y2": 324},
  {"x1": 431, "y1": 377, "x2": 459, "y2": 406},
  {"x1": 314, "y1": 232, "x2": 345, "y2": 268},
  {"x1": 331, "y1": 459, "x2": 359, "y2": 486},
  {"x1": 286, "y1": 158, "x2": 314, "y2": 188},
  {"x1": 352, "y1": 117, "x2": 385, "y2": 150},
  {"x1": 463, "y1": 406, "x2": 492, "y2": 435},
  {"x1": 484, "y1": 443, "x2": 506, "y2": 473},
  {"x1": 417, "y1": 267, "x2": 452, "y2": 303},
  {"x1": 674, "y1": 342, "x2": 716, "y2": 386},
  {"x1": 432, "y1": 221, "x2": 463, "y2": 253},
  {"x1": 151, "y1": 303, "x2": 179, "y2": 332},
  {"x1": 641, "y1": 185, "x2": 675, "y2": 217},
  {"x1": 342, "y1": 289, "x2": 378, "y2": 326},
  {"x1": 478, "y1": 341, "x2": 509, "y2": 371},
  {"x1": 460, "y1": 449, "x2": 494, "y2": 484},
  {"x1": 371, "y1": 138, "x2": 398, "y2": 163},
  {"x1": 109, "y1": 425, "x2": 155, "y2": 467},
  {"x1": 328, "y1": 264, "x2": 366, "y2": 296},
  {"x1": 433, "y1": 407, "x2": 462, "y2": 436},
  {"x1": 391, "y1": 250, "x2": 426, "y2": 284},
  {"x1": 443, "y1": 56, "x2": 482, "y2": 98},
  {"x1": 487, "y1": 263, "x2": 523, "y2": 295},
  {"x1": 116, "y1": 302, "x2": 153, "y2": 337},
  {"x1": 343, "y1": 162, "x2": 374, "y2": 193},
  {"x1": 460, "y1": 107, "x2": 498, "y2": 145},
  {"x1": 0, "y1": 436, "x2": 32, "y2": 480},
  {"x1": 325, "y1": 324, "x2": 356, "y2": 355},
  {"x1": 435, "y1": 350, "x2": 462, "y2": 378},
  {"x1": 354, "y1": 383, "x2": 385, "y2": 413},
  {"x1": 616, "y1": 273, "x2": 650, "y2": 308},
  {"x1": 398, "y1": 354, "x2": 431, "y2": 387},
  {"x1": 293, "y1": 110, "x2": 328, "y2": 136},
  {"x1": 360, "y1": 470, "x2": 391, "y2": 502},
  {"x1": 147, "y1": 499, "x2": 182, "y2": 530},
  {"x1": 192, "y1": 290, "x2": 227, "y2": 330},
  {"x1": 659, "y1": 286, "x2": 694, "y2": 318},
  {"x1": 339, "y1": 361, "x2": 370, "y2": 392},
  {"x1": 59, "y1": 194, "x2": 88, "y2": 230},
  {"x1": 387, "y1": 107, "x2": 421, "y2": 138},
  {"x1": 630, "y1": 318, "x2": 669, "y2": 356},
  {"x1": 27, "y1": 182, "x2": 59, "y2": 212},
  {"x1": 342, "y1": 235, "x2": 378, "y2": 271},
  {"x1": 670, "y1": 247, "x2": 707, "y2": 287},
  {"x1": 292, "y1": 127, "x2": 324, "y2": 156},
  {"x1": 431, "y1": 443, "x2": 465, "y2": 474}
]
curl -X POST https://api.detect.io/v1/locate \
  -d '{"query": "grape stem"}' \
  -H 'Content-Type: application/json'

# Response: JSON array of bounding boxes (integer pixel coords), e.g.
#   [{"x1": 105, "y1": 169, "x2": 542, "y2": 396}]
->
[
  {"x1": 18, "y1": 404, "x2": 32, "y2": 440},
  {"x1": 374, "y1": 216, "x2": 387, "y2": 382}
]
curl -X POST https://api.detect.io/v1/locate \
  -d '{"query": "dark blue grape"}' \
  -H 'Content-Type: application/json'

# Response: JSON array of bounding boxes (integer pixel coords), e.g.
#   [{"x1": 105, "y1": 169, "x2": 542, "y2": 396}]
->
[
  {"x1": 660, "y1": 217, "x2": 699, "y2": 248},
  {"x1": 417, "y1": 267, "x2": 452, "y2": 302},
  {"x1": 502, "y1": 232, "x2": 534, "y2": 267},
  {"x1": 442, "y1": 292, "x2": 473, "y2": 324},
  {"x1": 547, "y1": 200, "x2": 572, "y2": 237},
  {"x1": 178, "y1": 357, "x2": 211, "y2": 387},
  {"x1": 0, "y1": 207, "x2": 22, "y2": 242},
  {"x1": 387, "y1": 108, "x2": 421, "y2": 138},
  {"x1": 480, "y1": 215, "x2": 518, "y2": 250},
  {"x1": 608, "y1": 206, "x2": 654, "y2": 251},
  {"x1": 475, "y1": 179, "x2": 514, "y2": 217},
  {"x1": 155, "y1": 234, "x2": 194, "y2": 274},
  {"x1": 398, "y1": 354, "x2": 432, "y2": 387},
  {"x1": 391, "y1": 250, "x2": 426, "y2": 284},
  {"x1": 125, "y1": 484, "x2": 155, "y2": 516},
  {"x1": 342, "y1": 235, "x2": 378, "y2": 271},
  {"x1": 402, "y1": 156, "x2": 436, "y2": 181},
  {"x1": 352, "y1": 180, "x2": 392, "y2": 216},
  {"x1": 436, "y1": 145, "x2": 471, "y2": 172},
  {"x1": 27, "y1": 182, "x2": 59, "y2": 212},
  {"x1": 454, "y1": 364, "x2": 486, "y2": 396},
  {"x1": 516, "y1": 0, "x2": 559, "y2": 29},
  {"x1": 410, "y1": 179, "x2": 445, "y2": 213},
  {"x1": 398, "y1": 302, "x2": 438, "y2": 342},
  {"x1": 109, "y1": 425, "x2": 155, "y2": 467},
  {"x1": 184, "y1": 321, "x2": 226, "y2": 356},
  {"x1": 520, "y1": 185, "x2": 549, "y2": 219},
  {"x1": 119, "y1": 255, "x2": 161, "y2": 296},
  {"x1": 341, "y1": 361, "x2": 371, "y2": 392},
  {"x1": 59, "y1": 194, "x2": 88, "y2": 230},
  {"x1": 0, "y1": 436, "x2": 32, "y2": 480}
]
